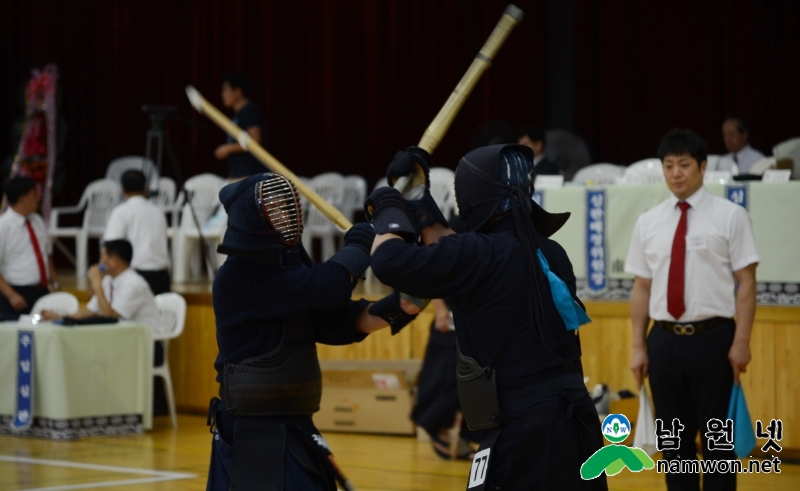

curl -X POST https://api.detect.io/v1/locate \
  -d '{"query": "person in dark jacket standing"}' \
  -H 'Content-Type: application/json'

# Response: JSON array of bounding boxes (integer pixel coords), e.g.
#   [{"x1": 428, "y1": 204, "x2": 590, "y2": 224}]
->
[
  {"x1": 366, "y1": 144, "x2": 606, "y2": 490},
  {"x1": 206, "y1": 172, "x2": 420, "y2": 491}
]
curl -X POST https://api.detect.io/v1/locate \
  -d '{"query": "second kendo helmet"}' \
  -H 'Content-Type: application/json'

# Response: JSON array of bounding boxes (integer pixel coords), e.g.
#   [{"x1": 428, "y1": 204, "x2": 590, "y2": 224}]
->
[
  {"x1": 454, "y1": 144, "x2": 570, "y2": 237},
  {"x1": 217, "y1": 172, "x2": 304, "y2": 266}
]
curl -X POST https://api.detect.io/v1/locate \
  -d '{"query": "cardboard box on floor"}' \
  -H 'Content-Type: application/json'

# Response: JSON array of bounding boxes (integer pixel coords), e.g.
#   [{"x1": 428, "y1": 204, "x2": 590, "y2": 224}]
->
[{"x1": 314, "y1": 370, "x2": 415, "y2": 435}]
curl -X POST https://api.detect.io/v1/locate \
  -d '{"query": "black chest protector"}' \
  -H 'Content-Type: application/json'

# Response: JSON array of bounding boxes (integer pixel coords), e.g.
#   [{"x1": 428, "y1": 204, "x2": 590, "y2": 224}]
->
[{"x1": 221, "y1": 312, "x2": 322, "y2": 417}]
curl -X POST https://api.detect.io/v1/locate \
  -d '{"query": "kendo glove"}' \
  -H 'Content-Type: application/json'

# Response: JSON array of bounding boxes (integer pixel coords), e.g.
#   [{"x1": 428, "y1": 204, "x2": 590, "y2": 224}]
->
[
  {"x1": 328, "y1": 222, "x2": 374, "y2": 284},
  {"x1": 369, "y1": 290, "x2": 430, "y2": 335},
  {"x1": 364, "y1": 187, "x2": 417, "y2": 242},
  {"x1": 386, "y1": 146, "x2": 448, "y2": 233}
]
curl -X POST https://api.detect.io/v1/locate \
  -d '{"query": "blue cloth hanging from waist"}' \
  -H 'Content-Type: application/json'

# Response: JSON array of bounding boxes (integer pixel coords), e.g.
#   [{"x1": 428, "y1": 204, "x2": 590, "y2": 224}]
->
[{"x1": 537, "y1": 249, "x2": 591, "y2": 330}]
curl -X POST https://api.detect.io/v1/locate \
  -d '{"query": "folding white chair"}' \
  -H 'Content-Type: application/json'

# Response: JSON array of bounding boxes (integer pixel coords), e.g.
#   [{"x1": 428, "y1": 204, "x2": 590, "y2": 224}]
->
[
  {"x1": 303, "y1": 173, "x2": 344, "y2": 261},
  {"x1": 619, "y1": 158, "x2": 665, "y2": 185},
  {"x1": 171, "y1": 174, "x2": 226, "y2": 283},
  {"x1": 49, "y1": 179, "x2": 122, "y2": 289},
  {"x1": 572, "y1": 164, "x2": 625, "y2": 186},
  {"x1": 153, "y1": 292, "x2": 187, "y2": 428},
  {"x1": 30, "y1": 292, "x2": 79, "y2": 317}
]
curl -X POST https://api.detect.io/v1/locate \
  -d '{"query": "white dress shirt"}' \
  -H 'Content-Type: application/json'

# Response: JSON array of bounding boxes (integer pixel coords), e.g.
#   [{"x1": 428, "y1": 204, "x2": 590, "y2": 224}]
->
[
  {"x1": 103, "y1": 195, "x2": 169, "y2": 270},
  {"x1": 722, "y1": 144, "x2": 765, "y2": 174},
  {"x1": 625, "y1": 186, "x2": 760, "y2": 322},
  {"x1": 0, "y1": 208, "x2": 51, "y2": 285},
  {"x1": 87, "y1": 267, "x2": 161, "y2": 330}
]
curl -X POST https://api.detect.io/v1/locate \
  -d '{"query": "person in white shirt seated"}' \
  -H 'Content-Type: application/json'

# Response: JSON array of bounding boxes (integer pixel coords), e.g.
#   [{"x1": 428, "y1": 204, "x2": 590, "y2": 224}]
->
[
  {"x1": 104, "y1": 170, "x2": 171, "y2": 295},
  {"x1": 720, "y1": 116, "x2": 765, "y2": 174},
  {"x1": 42, "y1": 239, "x2": 160, "y2": 329},
  {"x1": 0, "y1": 177, "x2": 59, "y2": 320}
]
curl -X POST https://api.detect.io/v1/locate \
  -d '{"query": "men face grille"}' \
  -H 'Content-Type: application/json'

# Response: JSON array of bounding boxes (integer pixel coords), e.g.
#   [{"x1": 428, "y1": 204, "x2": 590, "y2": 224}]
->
[{"x1": 254, "y1": 175, "x2": 303, "y2": 245}]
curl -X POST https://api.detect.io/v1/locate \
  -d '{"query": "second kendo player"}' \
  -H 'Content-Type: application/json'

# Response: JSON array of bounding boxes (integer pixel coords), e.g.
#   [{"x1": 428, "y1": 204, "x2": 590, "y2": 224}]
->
[
  {"x1": 366, "y1": 145, "x2": 608, "y2": 490},
  {"x1": 206, "y1": 173, "x2": 421, "y2": 491}
]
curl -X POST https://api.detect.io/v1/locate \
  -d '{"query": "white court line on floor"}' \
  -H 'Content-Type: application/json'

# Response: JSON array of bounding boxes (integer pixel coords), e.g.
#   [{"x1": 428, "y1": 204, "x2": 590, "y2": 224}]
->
[{"x1": 0, "y1": 455, "x2": 196, "y2": 491}]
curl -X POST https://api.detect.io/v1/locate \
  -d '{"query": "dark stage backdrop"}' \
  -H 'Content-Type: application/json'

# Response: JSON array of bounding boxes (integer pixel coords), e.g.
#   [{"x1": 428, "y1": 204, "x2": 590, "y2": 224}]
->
[
  {"x1": 574, "y1": 0, "x2": 800, "y2": 165},
  {"x1": 1, "y1": 0, "x2": 798, "y2": 208},
  {"x1": 0, "y1": 0, "x2": 548, "y2": 207}
]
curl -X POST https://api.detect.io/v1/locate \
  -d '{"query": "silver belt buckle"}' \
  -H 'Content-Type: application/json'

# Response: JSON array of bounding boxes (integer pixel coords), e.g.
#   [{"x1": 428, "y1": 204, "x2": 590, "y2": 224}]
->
[{"x1": 673, "y1": 324, "x2": 695, "y2": 336}]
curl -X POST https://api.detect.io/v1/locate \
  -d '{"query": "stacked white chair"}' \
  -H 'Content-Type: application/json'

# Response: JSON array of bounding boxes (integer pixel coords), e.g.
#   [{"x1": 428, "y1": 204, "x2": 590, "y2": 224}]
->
[
  {"x1": 572, "y1": 164, "x2": 625, "y2": 186},
  {"x1": 373, "y1": 177, "x2": 388, "y2": 191},
  {"x1": 152, "y1": 177, "x2": 182, "y2": 237},
  {"x1": 303, "y1": 173, "x2": 344, "y2": 261},
  {"x1": 295, "y1": 176, "x2": 311, "y2": 222},
  {"x1": 619, "y1": 159, "x2": 665, "y2": 185},
  {"x1": 30, "y1": 292, "x2": 79, "y2": 317},
  {"x1": 429, "y1": 167, "x2": 456, "y2": 218},
  {"x1": 49, "y1": 179, "x2": 122, "y2": 289},
  {"x1": 153, "y1": 292, "x2": 187, "y2": 428},
  {"x1": 106, "y1": 156, "x2": 159, "y2": 196},
  {"x1": 341, "y1": 175, "x2": 368, "y2": 222},
  {"x1": 772, "y1": 137, "x2": 800, "y2": 178},
  {"x1": 171, "y1": 174, "x2": 226, "y2": 283}
]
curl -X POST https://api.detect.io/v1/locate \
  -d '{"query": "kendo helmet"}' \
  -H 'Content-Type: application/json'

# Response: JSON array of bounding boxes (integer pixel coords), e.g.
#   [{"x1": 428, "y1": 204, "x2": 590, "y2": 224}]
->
[
  {"x1": 217, "y1": 172, "x2": 304, "y2": 265},
  {"x1": 454, "y1": 144, "x2": 570, "y2": 237}
]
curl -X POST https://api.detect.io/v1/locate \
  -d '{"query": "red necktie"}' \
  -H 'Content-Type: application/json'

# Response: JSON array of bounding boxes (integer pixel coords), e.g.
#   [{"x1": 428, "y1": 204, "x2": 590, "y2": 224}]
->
[
  {"x1": 25, "y1": 219, "x2": 48, "y2": 288},
  {"x1": 667, "y1": 202, "x2": 691, "y2": 319}
]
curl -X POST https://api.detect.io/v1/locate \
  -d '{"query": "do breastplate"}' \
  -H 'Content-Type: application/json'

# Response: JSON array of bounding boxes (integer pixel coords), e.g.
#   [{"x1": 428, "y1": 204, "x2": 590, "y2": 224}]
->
[{"x1": 222, "y1": 312, "x2": 322, "y2": 417}]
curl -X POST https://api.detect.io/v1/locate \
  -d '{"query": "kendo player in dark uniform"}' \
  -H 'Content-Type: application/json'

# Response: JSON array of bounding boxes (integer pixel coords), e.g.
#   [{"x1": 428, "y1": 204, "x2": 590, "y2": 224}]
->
[
  {"x1": 366, "y1": 144, "x2": 608, "y2": 490},
  {"x1": 207, "y1": 172, "x2": 421, "y2": 491}
]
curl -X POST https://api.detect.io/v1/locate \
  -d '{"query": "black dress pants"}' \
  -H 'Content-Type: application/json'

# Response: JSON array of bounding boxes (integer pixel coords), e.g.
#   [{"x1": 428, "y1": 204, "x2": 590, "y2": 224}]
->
[
  {"x1": 135, "y1": 268, "x2": 171, "y2": 295},
  {"x1": 0, "y1": 284, "x2": 48, "y2": 320},
  {"x1": 648, "y1": 320, "x2": 737, "y2": 491}
]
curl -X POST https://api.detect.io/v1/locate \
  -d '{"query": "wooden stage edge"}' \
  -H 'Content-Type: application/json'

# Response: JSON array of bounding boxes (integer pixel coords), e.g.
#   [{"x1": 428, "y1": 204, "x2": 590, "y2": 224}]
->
[{"x1": 64, "y1": 281, "x2": 800, "y2": 450}]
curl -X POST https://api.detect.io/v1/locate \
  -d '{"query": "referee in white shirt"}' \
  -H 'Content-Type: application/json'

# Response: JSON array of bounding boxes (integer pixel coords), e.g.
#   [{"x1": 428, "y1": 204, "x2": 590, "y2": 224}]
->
[
  {"x1": 104, "y1": 170, "x2": 171, "y2": 295},
  {"x1": 627, "y1": 129, "x2": 759, "y2": 491},
  {"x1": 42, "y1": 239, "x2": 160, "y2": 329},
  {"x1": 0, "y1": 177, "x2": 59, "y2": 319},
  {"x1": 721, "y1": 117, "x2": 765, "y2": 175}
]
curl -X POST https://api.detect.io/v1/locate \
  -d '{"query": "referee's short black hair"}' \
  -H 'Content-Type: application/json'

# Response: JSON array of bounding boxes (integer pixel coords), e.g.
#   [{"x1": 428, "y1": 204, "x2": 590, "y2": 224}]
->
[
  {"x1": 103, "y1": 239, "x2": 133, "y2": 265},
  {"x1": 223, "y1": 72, "x2": 251, "y2": 98},
  {"x1": 3, "y1": 176, "x2": 36, "y2": 205},
  {"x1": 657, "y1": 129, "x2": 708, "y2": 167},
  {"x1": 121, "y1": 170, "x2": 147, "y2": 194}
]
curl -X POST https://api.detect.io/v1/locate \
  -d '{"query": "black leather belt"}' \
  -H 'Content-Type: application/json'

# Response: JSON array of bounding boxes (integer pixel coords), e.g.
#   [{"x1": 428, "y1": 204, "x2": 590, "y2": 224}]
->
[{"x1": 654, "y1": 317, "x2": 733, "y2": 336}]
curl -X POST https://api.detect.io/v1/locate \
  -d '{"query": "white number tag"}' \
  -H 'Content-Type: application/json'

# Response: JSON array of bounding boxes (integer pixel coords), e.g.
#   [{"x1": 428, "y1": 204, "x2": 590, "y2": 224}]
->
[{"x1": 468, "y1": 448, "x2": 491, "y2": 488}]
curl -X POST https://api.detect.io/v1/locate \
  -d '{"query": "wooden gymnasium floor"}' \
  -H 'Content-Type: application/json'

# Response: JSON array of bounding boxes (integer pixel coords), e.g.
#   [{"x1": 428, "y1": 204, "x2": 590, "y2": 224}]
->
[{"x1": 2, "y1": 415, "x2": 800, "y2": 491}]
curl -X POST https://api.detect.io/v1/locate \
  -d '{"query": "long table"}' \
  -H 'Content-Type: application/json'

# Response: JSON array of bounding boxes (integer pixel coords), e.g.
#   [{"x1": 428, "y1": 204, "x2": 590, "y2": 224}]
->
[
  {"x1": 0, "y1": 322, "x2": 152, "y2": 440},
  {"x1": 540, "y1": 181, "x2": 800, "y2": 303}
]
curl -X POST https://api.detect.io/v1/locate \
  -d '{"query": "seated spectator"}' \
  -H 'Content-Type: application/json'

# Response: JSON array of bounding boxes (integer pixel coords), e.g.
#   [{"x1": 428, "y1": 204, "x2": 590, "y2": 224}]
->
[
  {"x1": 517, "y1": 126, "x2": 561, "y2": 175},
  {"x1": 0, "y1": 177, "x2": 59, "y2": 320},
  {"x1": 104, "y1": 170, "x2": 171, "y2": 294},
  {"x1": 721, "y1": 117, "x2": 764, "y2": 174},
  {"x1": 43, "y1": 239, "x2": 160, "y2": 329}
]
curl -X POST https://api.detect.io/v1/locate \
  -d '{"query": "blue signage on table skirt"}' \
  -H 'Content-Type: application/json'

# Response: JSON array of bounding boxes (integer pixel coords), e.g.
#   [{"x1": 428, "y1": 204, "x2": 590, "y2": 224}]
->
[
  {"x1": 726, "y1": 185, "x2": 748, "y2": 210},
  {"x1": 12, "y1": 330, "x2": 34, "y2": 431},
  {"x1": 532, "y1": 190, "x2": 544, "y2": 208},
  {"x1": 586, "y1": 190, "x2": 607, "y2": 293}
]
